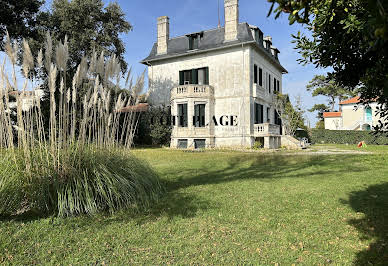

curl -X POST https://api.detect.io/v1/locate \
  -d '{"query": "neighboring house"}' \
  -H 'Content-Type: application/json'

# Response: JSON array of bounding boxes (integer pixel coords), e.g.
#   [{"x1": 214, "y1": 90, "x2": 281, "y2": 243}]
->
[
  {"x1": 323, "y1": 96, "x2": 382, "y2": 130},
  {"x1": 141, "y1": 0, "x2": 287, "y2": 149},
  {"x1": 8, "y1": 89, "x2": 44, "y2": 111}
]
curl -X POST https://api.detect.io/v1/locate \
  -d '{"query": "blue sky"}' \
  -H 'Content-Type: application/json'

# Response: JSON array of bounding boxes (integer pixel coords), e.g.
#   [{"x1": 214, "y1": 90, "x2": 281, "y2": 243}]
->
[{"x1": 117, "y1": 0, "x2": 328, "y2": 126}]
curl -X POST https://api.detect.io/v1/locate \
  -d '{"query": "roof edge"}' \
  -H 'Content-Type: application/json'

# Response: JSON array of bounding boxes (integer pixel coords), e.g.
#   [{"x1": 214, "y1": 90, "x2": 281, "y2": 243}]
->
[{"x1": 141, "y1": 41, "x2": 288, "y2": 73}]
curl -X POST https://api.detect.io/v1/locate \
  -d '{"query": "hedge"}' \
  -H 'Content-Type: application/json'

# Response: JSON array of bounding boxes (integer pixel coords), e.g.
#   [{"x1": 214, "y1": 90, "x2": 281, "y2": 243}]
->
[{"x1": 310, "y1": 129, "x2": 388, "y2": 145}]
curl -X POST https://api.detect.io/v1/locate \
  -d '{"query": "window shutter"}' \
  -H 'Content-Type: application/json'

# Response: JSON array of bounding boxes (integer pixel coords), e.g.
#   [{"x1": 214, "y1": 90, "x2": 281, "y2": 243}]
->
[
  {"x1": 205, "y1": 67, "x2": 209, "y2": 85},
  {"x1": 183, "y1": 103, "x2": 188, "y2": 127},
  {"x1": 269, "y1": 74, "x2": 271, "y2": 93},
  {"x1": 194, "y1": 104, "x2": 199, "y2": 127},
  {"x1": 200, "y1": 104, "x2": 205, "y2": 127},
  {"x1": 260, "y1": 104, "x2": 264, "y2": 123},
  {"x1": 274, "y1": 77, "x2": 276, "y2": 92},
  {"x1": 189, "y1": 37, "x2": 193, "y2": 50},
  {"x1": 254, "y1": 103, "x2": 258, "y2": 124},
  {"x1": 194, "y1": 37, "x2": 199, "y2": 49},
  {"x1": 267, "y1": 107, "x2": 270, "y2": 123},
  {"x1": 254, "y1": 66, "x2": 256, "y2": 83},
  {"x1": 192, "y1": 69, "x2": 198, "y2": 84},
  {"x1": 179, "y1": 71, "x2": 184, "y2": 85}
]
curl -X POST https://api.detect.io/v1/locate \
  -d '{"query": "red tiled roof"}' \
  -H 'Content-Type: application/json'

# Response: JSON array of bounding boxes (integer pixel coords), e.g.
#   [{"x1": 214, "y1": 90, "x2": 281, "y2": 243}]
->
[
  {"x1": 119, "y1": 103, "x2": 149, "y2": 113},
  {"x1": 323, "y1": 112, "x2": 342, "y2": 118},
  {"x1": 339, "y1": 96, "x2": 360, "y2": 105}
]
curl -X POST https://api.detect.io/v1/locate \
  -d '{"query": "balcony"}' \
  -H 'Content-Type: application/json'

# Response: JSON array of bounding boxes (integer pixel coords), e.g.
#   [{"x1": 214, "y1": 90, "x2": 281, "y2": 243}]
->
[
  {"x1": 171, "y1": 84, "x2": 214, "y2": 100},
  {"x1": 254, "y1": 123, "x2": 281, "y2": 136}
]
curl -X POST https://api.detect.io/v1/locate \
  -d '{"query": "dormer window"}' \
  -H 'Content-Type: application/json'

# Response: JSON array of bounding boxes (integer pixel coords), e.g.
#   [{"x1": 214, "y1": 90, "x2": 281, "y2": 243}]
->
[
  {"x1": 255, "y1": 29, "x2": 263, "y2": 47},
  {"x1": 187, "y1": 32, "x2": 204, "y2": 50},
  {"x1": 264, "y1": 36, "x2": 272, "y2": 51},
  {"x1": 264, "y1": 41, "x2": 271, "y2": 50},
  {"x1": 271, "y1": 47, "x2": 280, "y2": 60}
]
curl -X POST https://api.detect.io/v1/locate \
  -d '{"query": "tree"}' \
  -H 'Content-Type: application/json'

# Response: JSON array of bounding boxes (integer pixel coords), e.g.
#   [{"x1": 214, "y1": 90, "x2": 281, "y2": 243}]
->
[
  {"x1": 0, "y1": 0, "x2": 44, "y2": 50},
  {"x1": 308, "y1": 103, "x2": 329, "y2": 121},
  {"x1": 315, "y1": 120, "x2": 325, "y2": 129},
  {"x1": 267, "y1": 0, "x2": 388, "y2": 130},
  {"x1": 306, "y1": 75, "x2": 354, "y2": 111},
  {"x1": 33, "y1": 0, "x2": 132, "y2": 74},
  {"x1": 274, "y1": 93, "x2": 305, "y2": 136}
]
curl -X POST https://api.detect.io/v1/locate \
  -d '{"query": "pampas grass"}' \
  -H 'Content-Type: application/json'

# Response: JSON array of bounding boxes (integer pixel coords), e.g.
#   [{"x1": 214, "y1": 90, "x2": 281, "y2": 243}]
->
[{"x1": 0, "y1": 33, "x2": 163, "y2": 217}]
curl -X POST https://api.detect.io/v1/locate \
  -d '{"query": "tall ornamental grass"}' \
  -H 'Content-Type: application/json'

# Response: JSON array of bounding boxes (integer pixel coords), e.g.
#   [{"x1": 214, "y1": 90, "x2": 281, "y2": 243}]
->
[{"x1": 0, "y1": 32, "x2": 163, "y2": 217}]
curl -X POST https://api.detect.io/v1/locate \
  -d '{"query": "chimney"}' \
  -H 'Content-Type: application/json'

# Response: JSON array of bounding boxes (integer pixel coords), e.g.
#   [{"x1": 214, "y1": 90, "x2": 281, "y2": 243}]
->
[
  {"x1": 224, "y1": 0, "x2": 239, "y2": 42},
  {"x1": 157, "y1": 16, "x2": 169, "y2": 55}
]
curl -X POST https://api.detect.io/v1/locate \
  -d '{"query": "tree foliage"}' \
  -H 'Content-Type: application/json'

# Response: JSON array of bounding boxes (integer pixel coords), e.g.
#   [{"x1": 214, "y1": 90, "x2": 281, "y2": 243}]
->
[
  {"x1": 268, "y1": 0, "x2": 388, "y2": 130},
  {"x1": 308, "y1": 103, "x2": 330, "y2": 121},
  {"x1": 35, "y1": 0, "x2": 132, "y2": 73},
  {"x1": 274, "y1": 93, "x2": 305, "y2": 136},
  {"x1": 306, "y1": 75, "x2": 355, "y2": 111},
  {"x1": 0, "y1": 0, "x2": 44, "y2": 50}
]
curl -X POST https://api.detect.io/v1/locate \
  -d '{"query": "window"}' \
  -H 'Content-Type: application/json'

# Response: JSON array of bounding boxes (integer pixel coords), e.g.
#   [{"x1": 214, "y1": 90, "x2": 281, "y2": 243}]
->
[
  {"x1": 194, "y1": 104, "x2": 206, "y2": 127},
  {"x1": 189, "y1": 36, "x2": 199, "y2": 50},
  {"x1": 365, "y1": 107, "x2": 373, "y2": 122},
  {"x1": 254, "y1": 64, "x2": 258, "y2": 84},
  {"x1": 268, "y1": 74, "x2": 271, "y2": 93},
  {"x1": 267, "y1": 107, "x2": 271, "y2": 123},
  {"x1": 277, "y1": 80, "x2": 280, "y2": 92},
  {"x1": 274, "y1": 77, "x2": 277, "y2": 92},
  {"x1": 274, "y1": 109, "x2": 281, "y2": 125},
  {"x1": 254, "y1": 103, "x2": 264, "y2": 124},
  {"x1": 178, "y1": 139, "x2": 188, "y2": 149},
  {"x1": 194, "y1": 139, "x2": 206, "y2": 149},
  {"x1": 255, "y1": 29, "x2": 264, "y2": 46},
  {"x1": 179, "y1": 67, "x2": 209, "y2": 85},
  {"x1": 182, "y1": 70, "x2": 192, "y2": 85},
  {"x1": 259, "y1": 68, "x2": 263, "y2": 86},
  {"x1": 198, "y1": 68, "x2": 206, "y2": 85},
  {"x1": 187, "y1": 32, "x2": 203, "y2": 50},
  {"x1": 178, "y1": 103, "x2": 188, "y2": 127}
]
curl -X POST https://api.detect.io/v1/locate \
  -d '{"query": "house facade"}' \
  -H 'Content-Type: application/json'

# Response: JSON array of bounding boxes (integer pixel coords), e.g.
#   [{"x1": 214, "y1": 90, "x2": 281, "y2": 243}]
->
[
  {"x1": 8, "y1": 89, "x2": 44, "y2": 111},
  {"x1": 323, "y1": 96, "x2": 382, "y2": 130},
  {"x1": 141, "y1": 0, "x2": 287, "y2": 149}
]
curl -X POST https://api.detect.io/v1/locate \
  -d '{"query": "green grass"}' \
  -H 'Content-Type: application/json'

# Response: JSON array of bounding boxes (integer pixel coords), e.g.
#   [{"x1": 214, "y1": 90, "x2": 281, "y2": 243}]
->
[{"x1": 1, "y1": 145, "x2": 387, "y2": 264}]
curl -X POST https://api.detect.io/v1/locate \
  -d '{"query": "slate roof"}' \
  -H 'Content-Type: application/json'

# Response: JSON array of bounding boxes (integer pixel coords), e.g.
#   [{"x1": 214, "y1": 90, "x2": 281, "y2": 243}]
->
[{"x1": 140, "y1": 22, "x2": 287, "y2": 73}]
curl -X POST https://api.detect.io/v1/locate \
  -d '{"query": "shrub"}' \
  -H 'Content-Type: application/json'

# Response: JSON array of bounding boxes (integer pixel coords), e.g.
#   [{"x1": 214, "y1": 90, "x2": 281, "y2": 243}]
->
[
  {"x1": 310, "y1": 129, "x2": 388, "y2": 145},
  {"x1": 135, "y1": 106, "x2": 172, "y2": 146},
  {"x1": 0, "y1": 147, "x2": 163, "y2": 217},
  {"x1": 0, "y1": 33, "x2": 164, "y2": 217},
  {"x1": 253, "y1": 138, "x2": 264, "y2": 149}
]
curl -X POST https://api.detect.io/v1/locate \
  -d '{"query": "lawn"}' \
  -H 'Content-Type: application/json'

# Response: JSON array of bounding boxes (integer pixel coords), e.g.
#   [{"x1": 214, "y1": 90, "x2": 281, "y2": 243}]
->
[{"x1": 1, "y1": 145, "x2": 387, "y2": 264}]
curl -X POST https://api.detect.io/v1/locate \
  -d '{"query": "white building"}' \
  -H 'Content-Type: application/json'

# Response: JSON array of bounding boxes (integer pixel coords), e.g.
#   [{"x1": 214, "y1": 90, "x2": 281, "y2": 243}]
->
[
  {"x1": 141, "y1": 0, "x2": 288, "y2": 149},
  {"x1": 8, "y1": 89, "x2": 44, "y2": 111},
  {"x1": 324, "y1": 96, "x2": 383, "y2": 130}
]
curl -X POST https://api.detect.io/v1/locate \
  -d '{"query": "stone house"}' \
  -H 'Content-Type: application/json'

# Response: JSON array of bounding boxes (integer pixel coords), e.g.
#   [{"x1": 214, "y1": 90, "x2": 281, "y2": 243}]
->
[
  {"x1": 141, "y1": 0, "x2": 288, "y2": 149},
  {"x1": 323, "y1": 96, "x2": 383, "y2": 130}
]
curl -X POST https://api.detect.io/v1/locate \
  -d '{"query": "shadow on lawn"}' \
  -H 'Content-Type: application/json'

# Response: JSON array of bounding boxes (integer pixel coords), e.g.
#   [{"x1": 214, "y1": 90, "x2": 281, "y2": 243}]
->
[
  {"x1": 342, "y1": 182, "x2": 388, "y2": 265},
  {"x1": 0, "y1": 153, "x2": 369, "y2": 224},
  {"x1": 165, "y1": 154, "x2": 367, "y2": 191}
]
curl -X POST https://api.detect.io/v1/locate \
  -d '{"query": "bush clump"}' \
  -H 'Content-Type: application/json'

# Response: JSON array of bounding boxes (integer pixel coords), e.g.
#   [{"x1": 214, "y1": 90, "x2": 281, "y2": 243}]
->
[{"x1": 0, "y1": 148, "x2": 163, "y2": 217}]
